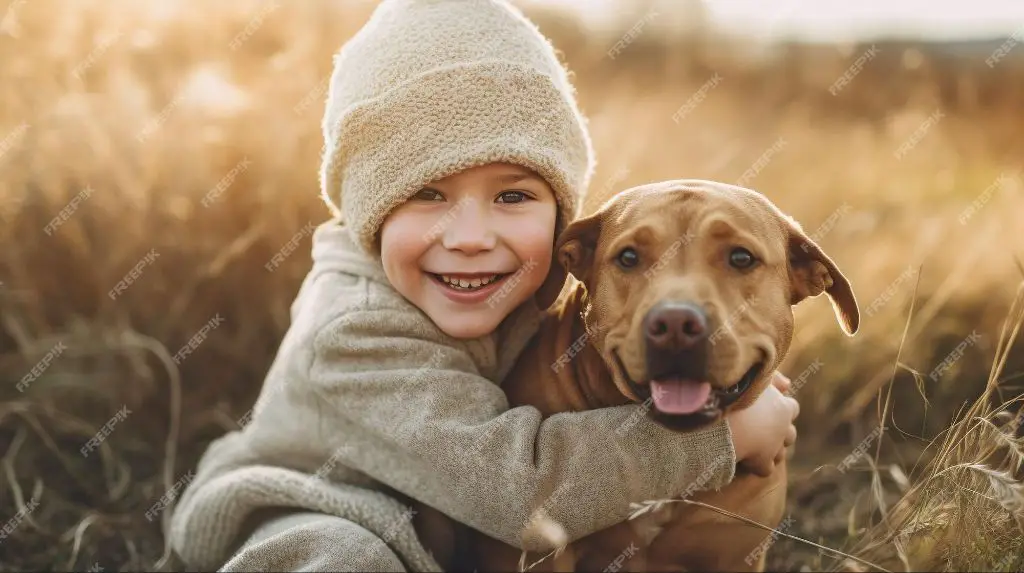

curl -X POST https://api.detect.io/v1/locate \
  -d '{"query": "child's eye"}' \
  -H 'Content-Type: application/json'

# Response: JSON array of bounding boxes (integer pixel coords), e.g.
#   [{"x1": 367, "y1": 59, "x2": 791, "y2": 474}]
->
[
  {"x1": 497, "y1": 190, "x2": 530, "y2": 204},
  {"x1": 412, "y1": 188, "x2": 444, "y2": 202}
]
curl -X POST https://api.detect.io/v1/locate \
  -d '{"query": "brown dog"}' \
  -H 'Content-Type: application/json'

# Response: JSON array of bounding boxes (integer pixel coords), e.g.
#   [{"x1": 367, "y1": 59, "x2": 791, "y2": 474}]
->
[{"x1": 417, "y1": 179, "x2": 860, "y2": 571}]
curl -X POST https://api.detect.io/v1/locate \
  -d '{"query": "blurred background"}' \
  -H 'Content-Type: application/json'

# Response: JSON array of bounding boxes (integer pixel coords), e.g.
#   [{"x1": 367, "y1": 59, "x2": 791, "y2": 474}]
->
[{"x1": 1, "y1": 0, "x2": 1023, "y2": 570}]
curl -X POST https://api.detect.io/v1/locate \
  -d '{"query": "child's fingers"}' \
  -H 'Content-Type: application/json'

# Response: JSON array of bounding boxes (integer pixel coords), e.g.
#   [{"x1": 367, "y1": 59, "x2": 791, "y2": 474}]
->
[
  {"x1": 783, "y1": 395, "x2": 800, "y2": 421},
  {"x1": 771, "y1": 370, "x2": 792, "y2": 392},
  {"x1": 784, "y1": 423, "x2": 797, "y2": 447}
]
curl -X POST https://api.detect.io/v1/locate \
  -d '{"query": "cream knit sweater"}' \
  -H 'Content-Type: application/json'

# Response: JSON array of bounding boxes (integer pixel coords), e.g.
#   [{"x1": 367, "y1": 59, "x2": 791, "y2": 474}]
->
[{"x1": 168, "y1": 220, "x2": 736, "y2": 571}]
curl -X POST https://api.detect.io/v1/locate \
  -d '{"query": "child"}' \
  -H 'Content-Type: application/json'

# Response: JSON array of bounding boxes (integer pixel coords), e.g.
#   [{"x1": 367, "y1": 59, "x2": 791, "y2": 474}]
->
[{"x1": 169, "y1": 0, "x2": 799, "y2": 571}]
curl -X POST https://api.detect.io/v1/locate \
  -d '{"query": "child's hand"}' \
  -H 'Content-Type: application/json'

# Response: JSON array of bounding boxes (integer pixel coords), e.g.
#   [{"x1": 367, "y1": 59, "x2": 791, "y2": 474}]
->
[{"x1": 726, "y1": 371, "x2": 799, "y2": 477}]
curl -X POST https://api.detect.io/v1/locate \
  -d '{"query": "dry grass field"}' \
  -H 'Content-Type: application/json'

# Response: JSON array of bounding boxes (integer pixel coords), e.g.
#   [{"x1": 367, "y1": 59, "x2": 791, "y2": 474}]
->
[{"x1": 1, "y1": 0, "x2": 1023, "y2": 570}]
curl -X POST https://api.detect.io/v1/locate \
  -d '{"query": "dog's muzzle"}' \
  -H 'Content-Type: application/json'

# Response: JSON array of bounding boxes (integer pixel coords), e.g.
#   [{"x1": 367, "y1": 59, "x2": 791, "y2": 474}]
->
[{"x1": 613, "y1": 301, "x2": 763, "y2": 431}]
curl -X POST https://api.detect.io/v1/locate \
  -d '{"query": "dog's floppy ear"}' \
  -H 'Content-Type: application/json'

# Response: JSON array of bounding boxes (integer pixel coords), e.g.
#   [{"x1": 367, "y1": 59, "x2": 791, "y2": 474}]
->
[
  {"x1": 555, "y1": 211, "x2": 603, "y2": 286},
  {"x1": 786, "y1": 221, "x2": 860, "y2": 335}
]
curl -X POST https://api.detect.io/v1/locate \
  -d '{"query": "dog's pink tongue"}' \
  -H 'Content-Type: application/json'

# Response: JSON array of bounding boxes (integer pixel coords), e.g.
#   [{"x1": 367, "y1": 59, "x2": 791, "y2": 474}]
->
[{"x1": 650, "y1": 379, "x2": 712, "y2": 414}]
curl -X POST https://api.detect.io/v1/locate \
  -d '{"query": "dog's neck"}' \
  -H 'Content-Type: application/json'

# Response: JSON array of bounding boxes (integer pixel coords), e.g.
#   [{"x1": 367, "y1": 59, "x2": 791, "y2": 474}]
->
[{"x1": 557, "y1": 281, "x2": 632, "y2": 410}]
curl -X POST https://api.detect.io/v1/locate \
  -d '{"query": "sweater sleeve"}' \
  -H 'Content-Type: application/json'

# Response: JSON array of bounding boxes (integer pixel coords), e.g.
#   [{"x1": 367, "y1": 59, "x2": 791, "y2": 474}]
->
[{"x1": 305, "y1": 306, "x2": 736, "y2": 551}]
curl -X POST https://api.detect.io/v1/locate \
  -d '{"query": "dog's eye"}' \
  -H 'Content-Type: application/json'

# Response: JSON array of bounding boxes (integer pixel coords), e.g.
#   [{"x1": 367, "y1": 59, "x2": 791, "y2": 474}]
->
[
  {"x1": 617, "y1": 247, "x2": 639, "y2": 268},
  {"x1": 728, "y1": 247, "x2": 757, "y2": 269}
]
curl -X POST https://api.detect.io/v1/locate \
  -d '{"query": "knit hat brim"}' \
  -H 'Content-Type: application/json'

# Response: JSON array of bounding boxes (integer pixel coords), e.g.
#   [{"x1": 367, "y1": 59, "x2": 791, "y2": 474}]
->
[{"x1": 320, "y1": 60, "x2": 593, "y2": 255}]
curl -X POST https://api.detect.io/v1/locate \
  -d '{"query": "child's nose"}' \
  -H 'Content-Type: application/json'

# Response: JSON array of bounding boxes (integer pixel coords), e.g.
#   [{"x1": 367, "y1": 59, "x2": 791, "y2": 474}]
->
[{"x1": 440, "y1": 203, "x2": 497, "y2": 254}]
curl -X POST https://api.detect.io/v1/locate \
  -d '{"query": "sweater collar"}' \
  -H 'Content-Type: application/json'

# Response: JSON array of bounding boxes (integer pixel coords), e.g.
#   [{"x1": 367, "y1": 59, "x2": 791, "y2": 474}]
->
[{"x1": 309, "y1": 218, "x2": 390, "y2": 285}]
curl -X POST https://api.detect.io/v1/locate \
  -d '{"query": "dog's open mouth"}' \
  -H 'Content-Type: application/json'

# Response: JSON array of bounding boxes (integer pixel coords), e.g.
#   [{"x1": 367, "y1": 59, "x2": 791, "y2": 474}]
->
[{"x1": 612, "y1": 350, "x2": 763, "y2": 430}]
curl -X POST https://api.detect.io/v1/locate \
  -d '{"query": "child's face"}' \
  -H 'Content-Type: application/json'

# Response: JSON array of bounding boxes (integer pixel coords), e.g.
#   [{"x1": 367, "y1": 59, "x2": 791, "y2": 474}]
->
[{"x1": 380, "y1": 163, "x2": 558, "y2": 339}]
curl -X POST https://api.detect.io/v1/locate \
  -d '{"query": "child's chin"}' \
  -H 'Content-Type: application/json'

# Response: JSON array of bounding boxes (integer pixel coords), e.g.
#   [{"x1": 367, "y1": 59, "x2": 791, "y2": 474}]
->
[{"x1": 431, "y1": 310, "x2": 504, "y2": 340}]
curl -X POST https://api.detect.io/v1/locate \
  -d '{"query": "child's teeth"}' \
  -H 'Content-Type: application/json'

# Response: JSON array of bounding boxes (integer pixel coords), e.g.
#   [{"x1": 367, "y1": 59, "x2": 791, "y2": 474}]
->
[{"x1": 439, "y1": 274, "x2": 501, "y2": 290}]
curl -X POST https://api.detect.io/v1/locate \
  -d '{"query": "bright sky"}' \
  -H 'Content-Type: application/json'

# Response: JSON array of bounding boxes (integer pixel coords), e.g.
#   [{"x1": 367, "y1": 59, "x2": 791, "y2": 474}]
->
[{"x1": 530, "y1": 0, "x2": 1024, "y2": 41}]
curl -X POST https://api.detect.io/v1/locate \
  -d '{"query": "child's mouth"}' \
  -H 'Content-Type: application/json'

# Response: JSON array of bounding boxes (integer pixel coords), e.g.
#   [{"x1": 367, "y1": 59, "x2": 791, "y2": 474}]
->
[{"x1": 430, "y1": 273, "x2": 510, "y2": 292}]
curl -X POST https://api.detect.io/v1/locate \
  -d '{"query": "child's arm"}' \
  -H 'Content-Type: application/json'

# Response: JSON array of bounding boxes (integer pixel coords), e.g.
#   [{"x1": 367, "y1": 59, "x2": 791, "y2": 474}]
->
[{"x1": 305, "y1": 305, "x2": 737, "y2": 552}]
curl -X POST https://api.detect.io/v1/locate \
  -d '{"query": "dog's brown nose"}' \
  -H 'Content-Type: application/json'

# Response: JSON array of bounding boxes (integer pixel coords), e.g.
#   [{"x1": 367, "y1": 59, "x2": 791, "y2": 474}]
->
[{"x1": 644, "y1": 302, "x2": 708, "y2": 351}]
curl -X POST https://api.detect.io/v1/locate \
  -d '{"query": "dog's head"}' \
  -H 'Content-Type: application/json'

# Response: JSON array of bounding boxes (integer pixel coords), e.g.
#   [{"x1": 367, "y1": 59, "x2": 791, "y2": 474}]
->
[{"x1": 557, "y1": 180, "x2": 859, "y2": 431}]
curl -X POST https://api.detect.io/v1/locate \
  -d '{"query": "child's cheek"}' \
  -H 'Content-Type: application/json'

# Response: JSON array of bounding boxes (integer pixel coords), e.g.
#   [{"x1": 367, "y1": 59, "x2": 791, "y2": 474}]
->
[{"x1": 501, "y1": 205, "x2": 557, "y2": 283}]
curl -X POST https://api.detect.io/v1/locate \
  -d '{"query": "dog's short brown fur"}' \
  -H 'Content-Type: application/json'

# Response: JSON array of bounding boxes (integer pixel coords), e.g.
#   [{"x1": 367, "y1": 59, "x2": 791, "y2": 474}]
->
[{"x1": 416, "y1": 180, "x2": 859, "y2": 571}]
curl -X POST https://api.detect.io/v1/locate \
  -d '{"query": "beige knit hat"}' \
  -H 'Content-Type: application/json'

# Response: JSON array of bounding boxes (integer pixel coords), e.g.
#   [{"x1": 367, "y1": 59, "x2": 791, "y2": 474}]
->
[{"x1": 320, "y1": 0, "x2": 596, "y2": 256}]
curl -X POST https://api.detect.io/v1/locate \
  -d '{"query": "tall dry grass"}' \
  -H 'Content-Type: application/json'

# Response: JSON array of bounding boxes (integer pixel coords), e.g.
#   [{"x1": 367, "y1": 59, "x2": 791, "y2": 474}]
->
[{"x1": 0, "y1": 0, "x2": 1022, "y2": 570}]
